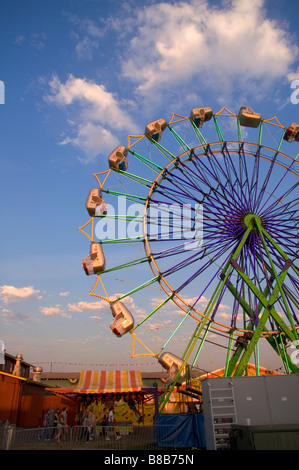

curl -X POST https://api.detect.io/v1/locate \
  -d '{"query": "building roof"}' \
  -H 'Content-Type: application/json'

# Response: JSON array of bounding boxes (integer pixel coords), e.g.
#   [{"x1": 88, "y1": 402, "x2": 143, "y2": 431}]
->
[{"x1": 30, "y1": 370, "x2": 168, "y2": 381}]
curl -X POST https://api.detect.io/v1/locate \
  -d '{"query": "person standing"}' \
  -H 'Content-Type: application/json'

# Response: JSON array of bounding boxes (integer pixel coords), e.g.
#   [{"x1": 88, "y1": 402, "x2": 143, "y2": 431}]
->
[
  {"x1": 38, "y1": 409, "x2": 50, "y2": 441},
  {"x1": 101, "y1": 410, "x2": 107, "y2": 438},
  {"x1": 52, "y1": 409, "x2": 59, "y2": 439},
  {"x1": 55, "y1": 411, "x2": 65, "y2": 443},
  {"x1": 82, "y1": 411, "x2": 90, "y2": 442},
  {"x1": 106, "y1": 407, "x2": 121, "y2": 440},
  {"x1": 88, "y1": 408, "x2": 96, "y2": 440},
  {"x1": 62, "y1": 407, "x2": 68, "y2": 439}
]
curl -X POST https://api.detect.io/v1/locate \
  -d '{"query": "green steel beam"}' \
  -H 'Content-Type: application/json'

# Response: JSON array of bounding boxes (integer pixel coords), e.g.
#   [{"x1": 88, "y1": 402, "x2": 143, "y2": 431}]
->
[
  {"x1": 111, "y1": 276, "x2": 160, "y2": 303},
  {"x1": 146, "y1": 136, "x2": 176, "y2": 162},
  {"x1": 128, "y1": 149, "x2": 164, "y2": 172},
  {"x1": 159, "y1": 220, "x2": 255, "y2": 411},
  {"x1": 224, "y1": 280, "x2": 299, "y2": 375},
  {"x1": 189, "y1": 120, "x2": 208, "y2": 147},
  {"x1": 168, "y1": 126, "x2": 191, "y2": 154},
  {"x1": 131, "y1": 293, "x2": 174, "y2": 332},
  {"x1": 229, "y1": 222, "x2": 296, "y2": 376}
]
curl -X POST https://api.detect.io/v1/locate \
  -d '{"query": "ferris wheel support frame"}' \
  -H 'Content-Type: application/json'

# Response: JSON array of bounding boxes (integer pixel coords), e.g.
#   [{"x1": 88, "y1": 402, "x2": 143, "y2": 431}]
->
[{"x1": 158, "y1": 214, "x2": 299, "y2": 412}]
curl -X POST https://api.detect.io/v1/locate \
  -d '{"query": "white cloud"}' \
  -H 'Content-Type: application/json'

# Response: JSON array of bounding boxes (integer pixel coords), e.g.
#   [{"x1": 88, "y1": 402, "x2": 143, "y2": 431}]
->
[
  {"x1": 118, "y1": 295, "x2": 146, "y2": 317},
  {"x1": 66, "y1": 14, "x2": 105, "y2": 60},
  {"x1": 39, "y1": 305, "x2": 72, "y2": 319},
  {"x1": 59, "y1": 122, "x2": 119, "y2": 162},
  {"x1": 287, "y1": 67, "x2": 299, "y2": 82},
  {"x1": 67, "y1": 296, "x2": 146, "y2": 319},
  {"x1": 121, "y1": 0, "x2": 298, "y2": 98},
  {"x1": 47, "y1": 74, "x2": 135, "y2": 130},
  {"x1": 75, "y1": 36, "x2": 99, "y2": 60},
  {"x1": 46, "y1": 74, "x2": 137, "y2": 162},
  {"x1": 59, "y1": 291, "x2": 70, "y2": 297},
  {"x1": 14, "y1": 35, "x2": 25, "y2": 45},
  {"x1": 0, "y1": 285, "x2": 41, "y2": 304},
  {"x1": 67, "y1": 300, "x2": 108, "y2": 313},
  {"x1": 2, "y1": 309, "x2": 39, "y2": 323}
]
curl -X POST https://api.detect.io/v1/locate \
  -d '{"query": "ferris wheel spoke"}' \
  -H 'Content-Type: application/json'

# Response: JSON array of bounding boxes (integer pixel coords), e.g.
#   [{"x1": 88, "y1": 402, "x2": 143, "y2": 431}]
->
[
  {"x1": 249, "y1": 147, "x2": 262, "y2": 212},
  {"x1": 177, "y1": 151, "x2": 248, "y2": 220},
  {"x1": 154, "y1": 182, "x2": 200, "y2": 204},
  {"x1": 164, "y1": 170, "x2": 202, "y2": 197},
  {"x1": 191, "y1": 154, "x2": 242, "y2": 213},
  {"x1": 261, "y1": 184, "x2": 299, "y2": 221},
  {"x1": 101, "y1": 188, "x2": 147, "y2": 204},
  {"x1": 257, "y1": 163, "x2": 298, "y2": 215},
  {"x1": 168, "y1": 124, "x2": 192, "y2": 154},
  {"x1": 266, "y1": 203, "x2": 299, "y2": 223},
  {"x1": 204, "y1": 147, "x2": 248, "y2": 212},
  {"x1": 284, "y1": 282, "x2": 299, "y2": 315},
  {"x1": 147, "y1": 136, "x2": 176, "y2": 162},
  {"x1": 222, "y1": 144, "x2": 250, "y2": 209},
  {"x1": 111, "y1": 276, "x2": 160, "y2": 304},
  {"x1": 281, "y1": 286, "x2": 299, "y2": 324},
  {"x1": 129, "y1": 149, "x2": 164, "y2": 173},
  {"x1": 253, "y1": 152, "x2": 279, "y2": 212},
  {"x1": 164, "y1": 236, "x2": 243, "y2": 297},
  {"x1": 264, "y1": 228, "x2": 298, "y2": 257},
  {"x1": 238, "y1": 145, "x2": 258, "y2": 210},
  {"x1": 174, "y1": 159, "x2": 210, "y2": 192}
]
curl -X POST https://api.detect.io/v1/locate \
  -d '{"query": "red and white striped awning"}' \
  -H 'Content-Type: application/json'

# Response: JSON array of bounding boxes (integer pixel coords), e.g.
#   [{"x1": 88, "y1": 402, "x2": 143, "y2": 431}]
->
[{"x1": 72, "y1": 370, "x2": 144, "y2": 394}]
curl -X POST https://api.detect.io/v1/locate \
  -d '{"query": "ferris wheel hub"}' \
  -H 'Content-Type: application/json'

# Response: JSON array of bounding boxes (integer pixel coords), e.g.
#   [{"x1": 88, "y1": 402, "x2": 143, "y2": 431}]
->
[{"x1": 242, "y1": 213, "x2": 262, "y2": 229}]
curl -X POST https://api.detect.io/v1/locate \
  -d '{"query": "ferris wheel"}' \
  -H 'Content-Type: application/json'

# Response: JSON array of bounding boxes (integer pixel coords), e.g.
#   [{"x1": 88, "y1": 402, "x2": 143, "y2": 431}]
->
[{"x1": 80, "y1": 106, "x2": 299, "y2": 410}]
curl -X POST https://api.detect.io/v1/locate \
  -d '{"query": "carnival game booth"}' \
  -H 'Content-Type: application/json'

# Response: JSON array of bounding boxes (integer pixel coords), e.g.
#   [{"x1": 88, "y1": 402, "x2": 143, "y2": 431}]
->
[
  {"x1": 76, "y1": 370, "x2": 151, "y2": 429},
  {"x1": 46, "y1": 370, "x2": 202, "y2": 427},
  {"x1": 47, "y1": 370, "x2": 158, "y2": 428}
]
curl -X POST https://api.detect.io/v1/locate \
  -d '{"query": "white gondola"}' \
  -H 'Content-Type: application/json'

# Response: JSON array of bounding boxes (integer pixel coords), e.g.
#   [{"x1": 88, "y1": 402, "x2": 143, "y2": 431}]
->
[
  {"x1": 158, "y1": 352, "x2": 186, "y2": 384},
  {"x1": 86, "y1": 188, "x2": 108, "y2": 217},
  {"x1": 283, "y1": 122, "x2": 299, "y2": 142},
  {"x1": 190, "y1": 107, "x2": 213, "y2": 128},
  {"x1": 238, "y1": 106, "x2": 262, "y2": 128},
  {"x1": 82, "y1": 242, "x2": 106, "y2": 275},
  {"x1": 108, "y1": 145, "x2": 128, "y2": 171},
  {"x1": 145, "y1": 118, "x2": 167, "y2": 142},
  {"x1": 109, "y1": 301, "x2": 134, "y2": 337}
]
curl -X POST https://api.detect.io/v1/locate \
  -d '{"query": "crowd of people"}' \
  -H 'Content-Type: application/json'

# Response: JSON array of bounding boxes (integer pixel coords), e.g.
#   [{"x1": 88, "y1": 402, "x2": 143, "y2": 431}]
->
[
  {"x1": 38, "y1": 407, "x2": 68, "y2": 442},
  {"x1": 38, "y1": 405, "x2": 123, "y2": 443},
  {"x1": 75, "y1": 406, "x2": 121, "y2": 442}
]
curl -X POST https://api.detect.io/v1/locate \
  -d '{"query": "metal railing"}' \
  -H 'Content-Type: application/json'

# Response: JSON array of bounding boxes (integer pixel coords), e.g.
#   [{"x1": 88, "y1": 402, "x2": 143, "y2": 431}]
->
[{"x1": 1, "y1": 423, "x2": 180, "y2": 450}]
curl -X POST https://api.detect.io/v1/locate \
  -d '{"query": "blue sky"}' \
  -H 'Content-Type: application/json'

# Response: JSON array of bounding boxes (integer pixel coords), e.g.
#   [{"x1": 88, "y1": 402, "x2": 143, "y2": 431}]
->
[{"x1": 0, "y1": 0, "x2": 299, "y2": 374}]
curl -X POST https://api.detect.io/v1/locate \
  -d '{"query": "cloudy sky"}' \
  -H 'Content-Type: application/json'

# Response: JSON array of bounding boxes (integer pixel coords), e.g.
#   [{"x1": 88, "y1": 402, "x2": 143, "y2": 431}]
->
[{"x1": 1, "y1": 0, "x2": 299, "y2": 373}]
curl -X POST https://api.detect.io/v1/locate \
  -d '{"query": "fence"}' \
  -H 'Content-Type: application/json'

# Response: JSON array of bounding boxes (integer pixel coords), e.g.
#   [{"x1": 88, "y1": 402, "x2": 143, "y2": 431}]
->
[{"x1": 0, "y1": 423, "x2": 181, "y2": 450}]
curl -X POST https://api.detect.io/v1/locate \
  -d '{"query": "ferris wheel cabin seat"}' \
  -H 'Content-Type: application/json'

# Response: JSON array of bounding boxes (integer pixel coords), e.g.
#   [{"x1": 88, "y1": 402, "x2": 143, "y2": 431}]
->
[
  {"x1": 108, "y1": 145, "x2": 128, "y2": 171},
  {"x1": 189, "y1": 107, "x2": 213, "y2": 128},
  {"x1": 85, "y1": 188, "x2": 108, "y2": 217},
  {"x1": 158, "y1": 352, "x2": 186, "y2": 385},
  {"x1": 110, "y1": 301, "x2": 135, "y2": 337},
  {"x1": 82, "y1": 242, "x2": 106, "y2": 276},
  {"x1": 145, "y1": 118, "x2": 167, "y2": 142},
  {"x1": 237, "y1": 106, "x2": 262, "y2": 128},
  {"x1": 283, "y1": 123, "x2": 299, "y2": 142}
]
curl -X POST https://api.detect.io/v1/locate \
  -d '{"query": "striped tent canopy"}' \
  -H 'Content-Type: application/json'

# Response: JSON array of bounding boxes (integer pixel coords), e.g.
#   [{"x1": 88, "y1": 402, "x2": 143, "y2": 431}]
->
[{"x1": 72, "y1": 370, "x2": 144, "y2": 394}]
